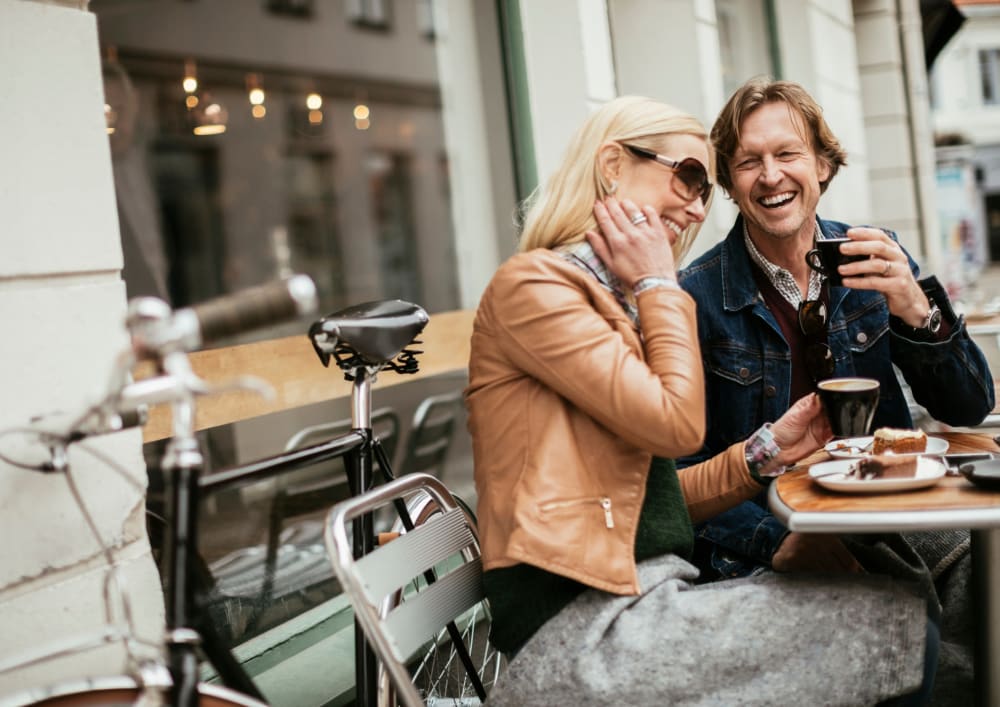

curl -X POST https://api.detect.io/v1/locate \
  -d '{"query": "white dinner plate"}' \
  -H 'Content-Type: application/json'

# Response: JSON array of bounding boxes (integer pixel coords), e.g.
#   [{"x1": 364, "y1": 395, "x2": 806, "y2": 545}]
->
[
  {"x1": 824, "y1": 435, "x2": 949, "y2": 459},
  {"x1": 808, "y1": 457, "x2": 947, "y2": 494}
]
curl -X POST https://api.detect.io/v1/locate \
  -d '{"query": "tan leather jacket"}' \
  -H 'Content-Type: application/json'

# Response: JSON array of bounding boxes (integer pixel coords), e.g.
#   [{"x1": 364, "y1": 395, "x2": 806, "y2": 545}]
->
[{"x1": 465, "y1": 250, "x2": 762, "y2": 595}]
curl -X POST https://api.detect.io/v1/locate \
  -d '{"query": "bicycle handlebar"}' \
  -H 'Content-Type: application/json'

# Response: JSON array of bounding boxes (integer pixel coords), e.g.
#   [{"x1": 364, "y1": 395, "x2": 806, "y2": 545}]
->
[
  {"x1": 130, "y1": 275, "x2": 318, "y2": 358},
  {"x1": 0, "y1": 276, "x2": 319, "y2": 468},
  {"x1": 189, "y1": 274, "x2": 318, "y2": 348}
]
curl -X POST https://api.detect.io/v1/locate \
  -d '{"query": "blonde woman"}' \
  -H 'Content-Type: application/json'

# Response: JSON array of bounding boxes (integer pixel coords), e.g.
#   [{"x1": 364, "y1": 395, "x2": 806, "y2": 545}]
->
[{"x1": 465, "y1": 96, "x2": 935, "y2": 705}]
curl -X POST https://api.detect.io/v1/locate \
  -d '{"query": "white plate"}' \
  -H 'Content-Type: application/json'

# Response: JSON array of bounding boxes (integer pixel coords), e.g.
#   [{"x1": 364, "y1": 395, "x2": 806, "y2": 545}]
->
[
  {"x1": 808, "y1": 457, "x2": 947, "y2": 494},
  {"x1": 824, "y1": 435, "x2": 949, "y2": 459}
]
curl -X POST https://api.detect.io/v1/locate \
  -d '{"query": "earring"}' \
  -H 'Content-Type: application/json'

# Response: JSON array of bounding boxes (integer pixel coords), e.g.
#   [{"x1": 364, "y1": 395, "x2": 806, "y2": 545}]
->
[{"x1": 608, "y1": 180, "x2": 618, "y2": 195}]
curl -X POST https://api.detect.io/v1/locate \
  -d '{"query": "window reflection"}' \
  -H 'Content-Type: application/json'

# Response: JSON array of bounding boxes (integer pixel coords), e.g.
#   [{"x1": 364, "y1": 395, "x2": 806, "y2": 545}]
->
[
  {"x1": 93, "y1": 0, "x2": 459, "y2": 318},
  {"x1": 93, "y1": 3, "x2": 489, "y2": 699}
]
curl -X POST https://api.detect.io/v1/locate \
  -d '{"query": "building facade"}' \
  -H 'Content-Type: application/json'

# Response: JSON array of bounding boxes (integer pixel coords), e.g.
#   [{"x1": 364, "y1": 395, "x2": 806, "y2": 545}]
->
[
  {"x1": 0, "y1": 0, "x2": 944, "y2": 699},
  {"x1": 931, "y1": 0, "x2": 1000, "y2": 295}
]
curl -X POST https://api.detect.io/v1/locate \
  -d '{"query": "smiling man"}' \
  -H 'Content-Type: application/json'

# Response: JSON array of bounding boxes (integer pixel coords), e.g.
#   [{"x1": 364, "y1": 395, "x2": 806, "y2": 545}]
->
[{"x1": 677, "y1": 77, "x2": 994, "y2": 704}]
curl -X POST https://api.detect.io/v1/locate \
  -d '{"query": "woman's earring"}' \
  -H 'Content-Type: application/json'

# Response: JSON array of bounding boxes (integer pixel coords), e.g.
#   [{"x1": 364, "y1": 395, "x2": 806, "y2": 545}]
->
[{"x1": 608, "y1": 180, "x2": 618, "y2": 195}]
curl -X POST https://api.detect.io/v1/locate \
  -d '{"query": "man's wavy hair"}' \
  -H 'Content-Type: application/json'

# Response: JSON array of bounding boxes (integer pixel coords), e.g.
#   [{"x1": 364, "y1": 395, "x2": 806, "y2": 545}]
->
[{"x1": 710, "y1": 76, "x2": 847, "y2": 195}]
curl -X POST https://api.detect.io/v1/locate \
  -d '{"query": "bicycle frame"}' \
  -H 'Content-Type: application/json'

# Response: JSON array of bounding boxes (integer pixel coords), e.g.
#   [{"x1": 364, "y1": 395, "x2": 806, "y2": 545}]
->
[
  {"x1": 0, "y1": 286, "x2": 456, "y2": 707},
  {"x1": 162, "y1": 367, "x2": 392, "y2": 706}
]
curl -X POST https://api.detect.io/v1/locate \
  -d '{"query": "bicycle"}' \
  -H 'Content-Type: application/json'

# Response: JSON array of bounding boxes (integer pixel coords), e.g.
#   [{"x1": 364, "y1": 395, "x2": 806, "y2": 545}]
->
[
  {"x1": 0, "y1": 279, "x2": 499, "y2": 706},
  {"x1": 0, "y1": 276, "x2": 319, "y2": 706}
]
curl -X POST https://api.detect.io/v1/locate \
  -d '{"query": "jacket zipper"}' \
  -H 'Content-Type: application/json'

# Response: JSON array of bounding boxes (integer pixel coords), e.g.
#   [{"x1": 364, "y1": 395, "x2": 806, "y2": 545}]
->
[{"x1": 539, "y1": 496, "x2": 614, "y2": 529}]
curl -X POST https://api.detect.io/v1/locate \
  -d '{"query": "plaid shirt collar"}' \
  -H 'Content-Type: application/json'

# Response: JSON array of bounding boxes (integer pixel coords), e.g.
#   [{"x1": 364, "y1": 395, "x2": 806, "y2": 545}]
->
[
  {"x1": 558, "y1": 241, "x2": 638, "y2": 323},
  {"x1": 742, "y1": 220, "x2": 823, "y2": 308}
]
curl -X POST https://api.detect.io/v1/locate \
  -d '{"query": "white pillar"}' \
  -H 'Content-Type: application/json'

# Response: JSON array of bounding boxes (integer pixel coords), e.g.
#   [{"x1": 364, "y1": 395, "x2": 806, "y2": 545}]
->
[
  {"x1": 853, "y1": 0, "x2": 938, "y2": 266},
  {"x1": 0, "y1": 0, "x2": 163, "y2": 695},
  {"x1": 773, "y1": 0, "x2": 874, "y2": 226}
]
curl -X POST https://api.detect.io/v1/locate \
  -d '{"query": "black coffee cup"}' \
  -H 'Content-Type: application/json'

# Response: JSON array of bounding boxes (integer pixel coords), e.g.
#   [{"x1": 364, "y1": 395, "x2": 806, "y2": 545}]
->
[
  {"x1": 817, "y1": 377, "x2": 880, "y2": 438},
  {"x1": 805, "y1": 238, "x2": 868, "y2": 286}
]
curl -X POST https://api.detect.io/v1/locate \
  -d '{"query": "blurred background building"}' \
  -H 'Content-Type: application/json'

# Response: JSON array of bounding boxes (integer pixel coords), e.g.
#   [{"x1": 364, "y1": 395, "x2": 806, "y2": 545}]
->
[
  {"x1": 0, "y1": 0, "x2": 989, "y2": 704},
  {"x1": 930, "y1": 0, "x2": 1000, "y2": 306}
]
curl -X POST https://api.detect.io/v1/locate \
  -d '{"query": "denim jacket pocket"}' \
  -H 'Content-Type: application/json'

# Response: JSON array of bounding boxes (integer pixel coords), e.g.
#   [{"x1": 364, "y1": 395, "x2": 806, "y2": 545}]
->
[
  {"x1": 700, "y1": 341, "x2": 766, "y2": 452},
  {"x1": 836, "y1": 296, "x2": 889, "y2": 356},
  {"x1": 704, "y1": 342, "x2": 763, "y2": 386}
]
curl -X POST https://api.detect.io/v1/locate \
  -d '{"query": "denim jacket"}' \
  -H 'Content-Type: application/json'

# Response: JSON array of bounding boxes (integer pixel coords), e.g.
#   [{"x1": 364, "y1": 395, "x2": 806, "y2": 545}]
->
[{"x1": 677, "y1": 215, "x2": 995, "y2": 579}]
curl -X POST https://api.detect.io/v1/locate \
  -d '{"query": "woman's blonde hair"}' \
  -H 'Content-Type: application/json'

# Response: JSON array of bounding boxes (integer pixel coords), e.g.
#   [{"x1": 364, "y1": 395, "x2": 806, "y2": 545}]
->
[{"x1": 517, "y1": 95, "x2": 713, "y2": 261}]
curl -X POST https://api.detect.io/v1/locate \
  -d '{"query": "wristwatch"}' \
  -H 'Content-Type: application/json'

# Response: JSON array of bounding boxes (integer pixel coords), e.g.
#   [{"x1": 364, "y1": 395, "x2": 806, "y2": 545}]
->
[{"x1": 918, "y1": 302, "x2": 943, "y2": 335}]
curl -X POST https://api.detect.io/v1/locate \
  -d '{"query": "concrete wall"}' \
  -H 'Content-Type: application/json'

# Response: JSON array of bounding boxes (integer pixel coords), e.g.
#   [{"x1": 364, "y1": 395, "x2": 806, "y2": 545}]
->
[
  {"x1": 0, "y1": 0, "x2": 163, "y2": 696},
  {"x1": 607, "y1": 0, "x2": 738, "y2": 262}
]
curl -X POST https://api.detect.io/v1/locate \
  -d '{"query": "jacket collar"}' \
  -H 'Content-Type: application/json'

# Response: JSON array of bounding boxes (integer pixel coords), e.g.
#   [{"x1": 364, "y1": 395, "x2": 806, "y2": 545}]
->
[{"x1": 720, "y1": 215, "x2": 850, "y2": 315}]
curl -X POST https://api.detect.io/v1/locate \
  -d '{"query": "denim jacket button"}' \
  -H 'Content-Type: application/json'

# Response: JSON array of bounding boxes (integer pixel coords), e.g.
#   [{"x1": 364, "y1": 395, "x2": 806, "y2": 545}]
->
[
  {"x1": 739, "y1": 367, "x2": 750, "y2": 379},
  {"x1": 856, "y1": 331, "x2": 868, "y2": 344},
  {"x1": 765, "y1": 385, "x2": 777, "y2": 397}
]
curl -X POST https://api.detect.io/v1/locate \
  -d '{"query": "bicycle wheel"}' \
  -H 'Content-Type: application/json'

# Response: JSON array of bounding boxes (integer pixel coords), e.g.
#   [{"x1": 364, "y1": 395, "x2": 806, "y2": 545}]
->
[
  {"x1": 376, "y1": 490, "x2": 506, "y2": 707},
  {"x1": 6, "y1": 675, "x2": 267, "y2": 706}
]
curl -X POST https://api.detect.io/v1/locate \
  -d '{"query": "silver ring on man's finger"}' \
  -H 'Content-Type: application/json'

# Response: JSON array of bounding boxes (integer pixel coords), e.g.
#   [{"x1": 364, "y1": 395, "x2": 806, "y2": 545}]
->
[
  {"x1": 630, "y1": 213, "x2": 648, "y2": 226},
  {"x1": 881, "y1": 259, "x2": 892, "y2": 277}
]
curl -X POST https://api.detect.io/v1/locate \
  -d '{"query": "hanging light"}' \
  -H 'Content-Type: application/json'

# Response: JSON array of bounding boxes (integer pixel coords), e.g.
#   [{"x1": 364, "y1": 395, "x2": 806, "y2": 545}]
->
[
  {"x1": 246, "y1": 73, "x2": 266, "y2": 119},
  {"x1": 105, "y1": 103, "x2": 117, "y2": 135},
  {"x1": 305, "y1": 92, "x2": 323, "y2": 125},
  {"x1": 191, "y1": 92, "x2": 228, "y2": 135},
  {"x1": 182, "y1": 59, "x2": 198, "y2": 95},
  {"x1": 353, "y1": 102, "x2": 370, "y2": 130}
]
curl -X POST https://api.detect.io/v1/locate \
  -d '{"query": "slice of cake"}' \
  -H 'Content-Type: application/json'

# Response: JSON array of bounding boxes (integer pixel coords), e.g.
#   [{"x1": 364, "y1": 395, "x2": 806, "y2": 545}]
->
[
  {"x1": 871, "y1": 427, "x2": 927, "y2": 455},
  {"x1": 848, "y1": 455, "x2": 919, "y2": 480}
]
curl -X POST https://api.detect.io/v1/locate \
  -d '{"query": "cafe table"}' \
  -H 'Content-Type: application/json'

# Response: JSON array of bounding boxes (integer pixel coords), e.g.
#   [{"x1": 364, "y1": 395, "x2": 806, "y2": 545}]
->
[{"x1": 768, "y1": 431, "x2": 1000, "y2": 707}]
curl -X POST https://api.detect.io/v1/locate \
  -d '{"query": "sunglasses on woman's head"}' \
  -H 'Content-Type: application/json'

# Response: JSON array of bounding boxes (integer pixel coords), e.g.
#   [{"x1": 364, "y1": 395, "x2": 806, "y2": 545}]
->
[
  {"x1": 622, "y1": 144, "x2": 713, "y2": 205},
  {"x1": 798, "y1": 297, "x2": 835, "y2": 383}
]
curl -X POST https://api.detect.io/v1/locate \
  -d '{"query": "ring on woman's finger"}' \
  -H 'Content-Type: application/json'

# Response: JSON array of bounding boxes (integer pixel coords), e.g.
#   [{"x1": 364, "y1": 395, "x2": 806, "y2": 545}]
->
[
  {"x1": 881, "y1": 259, "x2": 892, "y2": 277},
  {"x1": 630, "y1": 212, "x2": 648, "y2": 226}
]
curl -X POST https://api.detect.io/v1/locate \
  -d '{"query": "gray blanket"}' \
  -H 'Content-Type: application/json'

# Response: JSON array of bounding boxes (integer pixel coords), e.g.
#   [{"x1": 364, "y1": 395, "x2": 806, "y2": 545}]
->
[{"x1": 489, "y1": 554, "x2": 928, "y2": 706}]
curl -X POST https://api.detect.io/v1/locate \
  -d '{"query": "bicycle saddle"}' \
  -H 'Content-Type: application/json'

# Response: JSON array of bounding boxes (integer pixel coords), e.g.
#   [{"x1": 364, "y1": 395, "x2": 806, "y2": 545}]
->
[{"x1": 309, "y1": 299, "x2": 428, "y2": 369}]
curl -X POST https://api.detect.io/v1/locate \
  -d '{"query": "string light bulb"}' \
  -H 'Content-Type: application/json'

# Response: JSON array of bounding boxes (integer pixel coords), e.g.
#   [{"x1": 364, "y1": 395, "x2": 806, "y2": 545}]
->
[
  {"x1": 246, "y1": 74, "x2": 266, "y2": 120},
  {"x1": 182, "y1": 59, "x2": 198, "y2": 95}
]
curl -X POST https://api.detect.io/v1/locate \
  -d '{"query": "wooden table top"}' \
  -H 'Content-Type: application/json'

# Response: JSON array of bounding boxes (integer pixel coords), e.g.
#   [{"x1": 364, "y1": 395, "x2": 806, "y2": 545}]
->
[{"x1": 771, "y1": 432, "x2": 1000, "y2": 516}]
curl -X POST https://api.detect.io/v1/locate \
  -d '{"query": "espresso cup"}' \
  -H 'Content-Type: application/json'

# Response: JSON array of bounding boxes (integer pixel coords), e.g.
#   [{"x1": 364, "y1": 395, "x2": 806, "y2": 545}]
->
[
  {"x1": 817, "y1": 377, "x2": 880, "y2": 438},
  {"x1": 805, "y1": 238, "x2": 869, "y2": 287}
]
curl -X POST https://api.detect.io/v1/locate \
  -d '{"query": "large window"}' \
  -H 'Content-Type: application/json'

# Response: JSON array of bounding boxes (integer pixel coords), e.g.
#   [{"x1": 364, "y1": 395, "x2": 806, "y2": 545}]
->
[
  {"x1": 93, "y1": 0, "x2": 472, "y2": 322},
  {"x1": 980, "y1": 48, "x2": 1000, "y2": 105},
  {"x1": 92, "y1": 3, "x2": 512, "y2": 702}
]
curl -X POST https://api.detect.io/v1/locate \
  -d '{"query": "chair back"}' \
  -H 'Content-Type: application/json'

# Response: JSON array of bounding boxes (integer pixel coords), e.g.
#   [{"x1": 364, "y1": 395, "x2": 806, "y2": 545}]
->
[
  {"x1": 398, "y1": 391, "x2": 463, "y2": 479},
  {"x1": 325, "y1": 473, "x2": 487, "y2": 707},
  {"x1": 259, "y1": 407, "x2": 400, "y2": 610},
  {"x1": 284, "y1": 406, "x2": 400, "y2": 462}
]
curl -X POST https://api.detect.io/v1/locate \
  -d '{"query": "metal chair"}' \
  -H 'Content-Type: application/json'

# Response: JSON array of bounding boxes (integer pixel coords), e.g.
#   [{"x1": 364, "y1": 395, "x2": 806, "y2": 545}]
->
[
  {"x1": 325, "y1": 472, "x2": 499, "y2": 706},
  {"x1": 256, "y1": 408, "x2": 401, "y2": 617},
  {"x1": 398, "y1": 390, "x2": 463, "y2": 479}
]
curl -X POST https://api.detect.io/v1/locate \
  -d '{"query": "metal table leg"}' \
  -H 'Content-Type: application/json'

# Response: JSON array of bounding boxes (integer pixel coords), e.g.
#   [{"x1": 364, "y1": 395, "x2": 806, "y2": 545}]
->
[{"x1": 972, "y1": 528, "x2": 1000, "y2": 707}]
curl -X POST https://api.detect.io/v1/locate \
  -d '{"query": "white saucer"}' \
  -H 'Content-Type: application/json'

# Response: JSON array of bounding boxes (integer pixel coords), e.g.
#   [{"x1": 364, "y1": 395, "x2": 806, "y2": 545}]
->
[
  {"x1": 825, "y1": 435, "x2": 949, "y2": 459},
  {"x1": 809, "y1": 457, "x2": 947, "y2": 494}
]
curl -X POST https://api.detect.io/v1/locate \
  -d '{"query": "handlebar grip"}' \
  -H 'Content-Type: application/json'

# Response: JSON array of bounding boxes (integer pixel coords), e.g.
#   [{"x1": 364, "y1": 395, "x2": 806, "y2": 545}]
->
[{"x1": 184, "y1": 275, "x2": 319, "y2": 348}]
